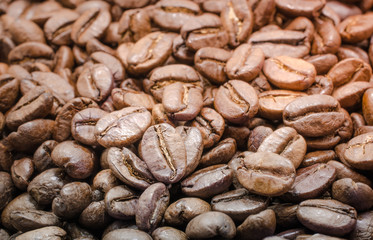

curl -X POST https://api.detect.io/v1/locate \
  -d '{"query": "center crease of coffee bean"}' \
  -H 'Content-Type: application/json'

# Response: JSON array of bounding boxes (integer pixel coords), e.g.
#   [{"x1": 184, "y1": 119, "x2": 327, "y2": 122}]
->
[{"x1": 155, "y1": 125, "x2": 177, "y2": 179}]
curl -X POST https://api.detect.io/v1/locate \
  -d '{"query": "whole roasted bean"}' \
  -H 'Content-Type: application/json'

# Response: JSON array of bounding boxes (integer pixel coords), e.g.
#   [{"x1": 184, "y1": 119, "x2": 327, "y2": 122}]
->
[
  {"x1": 53, "y1": 97, "x2": 99, "y2": 142},
  {"x1": 162, "y1": 82, "x2": 203, "y2": 121},
  {"x1": 283, "y1": 94, "x2": 345, "y2": 137},
  {"x1": 270, "y1": 203, "x2": 300, "y2": 229},
  {"x1": 263, "y1": 56, "x2": 316, "y2": 91},
  {"x1": 257, "y1": 127, "x2": 306, "y2": 169},
  {"x1": 311, "y1": 18, "x2": 341, "y2": 55},
  {"x1": 8, "y1": 42, "x2": 54, "y2": 71},
  {"x1": 71, "y1": 108, "x2": 108, "y2": 146},
  {"x1": 92, "y1": 169, "x2": 120, "y2": 201},
  {"x1": 225, "y1": 44, "x2": 265, "y2": 82},
  {"x1": 214, "y1": 79, "x2": 259, "y2": 124},
  {"x1": 222, "y1": 125, "x2": 250, "y2": 150},
  {"x1": 327, "y1": 58, "x2": 372, "y2": 88},
  {"x1": 200, "y1": 138, "x2": 236, "y2": 167},
  {"x1": 337, "y1": 45, "x2": 370, "y2": 64},
  {"x1": 185, "y1": 211, "x2": 236, "y2": 239},
  {"x1": 306, "y1": 75, "x2": 334, "y2": 96},
  {"x1": 258, "y1": 90, "x2": 307, "y2": 120},
  {"x1": 140, "y1": 123, "x2": 186, "y2": 184},
  {"x1": 152, "y1": 227, "x2": 188, "y2": 240},
  {"x1": 105, "y1": 185, "x2": 139, "y2": 220},
  {"x1": 90, "y1": 51, "x2": 125, "y2": 84},
  {"x1": 54, "y1": 46, "x2": 74, "y2": 72},
  {"x1": 325, "y1": 1, "x2": 362, "y2": 21},
  {"x1": 9, "y1": 18, "x2": 45, "y2": 44},
  {"x1": 152, "y1": 103, "x2": 174, "y2": 126},
  {"x1": 51, "y1": 141, "x2": 96, "y2": 179},
  {"x1": 194, "y1": 47, "x2": 231, "y2": 85},
  {"x1": 284, "y1": 163, "x2": 336, "y2": 202},
  {"x1": 11, "y1": 157, "x2": 34, "y2": 191},
  {"x1": 0, "y1": 141, "x2": 13, "y2": 172},
  {"x1": 107, "y1": 147, "x2": 155, "y2": 190},
  {"x1": 211, "y1": 188, "x2": 269, "y2": 222},
  {"x1": 338, "y1": 13, "x2": 373, "y2": 44},
  {"x1": 180, "y1": 13, "x2": 229, "y2": 51},
  {"x1": 191, "y1": 107, "x2": 225, "y2": 148},
  {"x1": 247, "y1": 0, "x2": 276, "y2": 30},
  {"x1": 0, "y1": 172, "x2": 14, "y2": 211},
  {"x1": 297, "y1": 199, "x2": 357, "y2": 236},
  {"x1": 276, "y1": 228, "x2": 305, "y2": 240},
  {"x1": 86, "y1": 38, "x2": 116, "y2": 56},
  {"x1": 6, "y1": 86, "x2": 53, "y2": 131},
  {"x1": 77, "y1": 64, "x2": 114, "y2": 102},
  {"x1": 44, "y1": 10, "x2": 79, "y2": 46},
  {"x1": 275, "y1": 0, "x2": 325, "y2": 18},
  {"x1": 201, "y1": 0, "x2": 227, "y2": 13},
  {"x1": 0, "y1": 74, "x2": 19, "y2": 112},
  {"x1": 221, "y1": 0, "x2": 253, "y2": 47},
  {"x1": 172, "y1": 35, "x2": 195, "y2": 64},
  {"x1": 79, "y1": 200, "x2": 112, "y2": 230},
  {"x1": 9, "y1": 209, "x2": 61, "y2": 232},
  {"x1": 175, "y1": 126, "x2": 203, "y2": 177},
  {"x1": 305, "y1": 54, "x2": 338, "y2": 75},
  {"x1": 301, "y1": 150, "x2": 336, "y2": 167},
  {"x1": 111, "y1": 88, "x2": 155, "y2": 111},
  {"x1": 13, "y1": 226, "x2": 67, "y2": 240},
  {"x1": 71, "y1": 8, "x2": 111, "y2": 46},
  {"x1": 363, "y1": 88, "x2": 373, "y2": 125},
  {"x1": 343, "y1": 132, "x2": 373, "y2": 170},
  {"x1": 236, "y1": 209, "x2": 276, "y2": 240},
  {"x1": 118, "y1": 8, "x2": 151, "y2": 43},
  {"x1": 236, "y1": 151, "x2": 296, "y2": 197},
  {"x1": 332, "y1": 178, "x2": 373, "y2": 212},
  {"x1": 247, "y1": 126, "x2": 273, "y2": 152},
  {"x1": 332, "y1": 81, "x2": 373, "y2": 110},
  {"x1": 127, "y1": 32, "x2": 176, "y2": 75},
  {"x1": 136, "y1": 182, "x2": 170, "y2": 232},
  {"x1": 95, "y1": 107, "x2": 152, "y2": 148},
  {"x1": 27, "y1": 168, "x2": 68, "y2": 206},
  {"x1": 181, "y1": 164, "x2": 233, "y2": 198},
  {"x1": 152, "y1": 0, "x2": 200, "y2": 32},
  {"x1": 349, "y1": 211, "x2": 373, "y2": 240},
  {"x1": 164, "y1": 197, "x2": 211, "y2": 226},
  {"x1": 103, "y1": 229, "x2": 152, "y2": 240}
]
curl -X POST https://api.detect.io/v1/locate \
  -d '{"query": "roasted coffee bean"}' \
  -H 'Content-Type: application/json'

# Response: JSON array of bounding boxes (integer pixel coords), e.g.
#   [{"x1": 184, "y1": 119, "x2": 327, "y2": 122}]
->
[
  {"x1": 270, "y1": 203, "x2": 300, "y2": 229},
  {"x1": 79, "y1": 200, "x2": 112, "y2": 230},
  {"x1": 338, "y1": 13, "x2": 373, "y2": 43},
  {"x1": 103, "y1": 229, "x2": 152, "y2": 240},
  {"x1": 311, "y1": 18, "x2": 341, "y2": 55},
  {"x1": 247, "y1": 126, "x2": 274, "y2": 152},
  {"x1": 0, "y1": 171, "x2": 14, "y2": 211},
  {"x1": 297, "y1": 199, "x2": 357, "y2": 236},
  {"x1": 136, "y1": 182, "x2": 170, "y2": 233},
  {"x1": 214, "y1": 80, "x2": 259, "y2": 124},
  {"x1": 44, "y1": 10, "x2": 79, "y2": 46},
  {"x1": 343, "y1": 132, "x2": 373, "y2": 170},
  {"x1": 181, "y1": 164, "x2": 233, "y2": 198},
  {"x1": 164, "y1": 197, "x2": 211, "y2": 226},
  {"x1": 337, "y1": 45, "x2": 370, "y2": 63},
  {"x1": 236, "y1": 151, "x2": 296, "y2": 197},
  {"x1": 172, "y1": 35, "x2": 195, "y2": 64},
  {"x1": 111, "y1": 88, "x2": 155, "y2": 111},
  {"x1": 9, "y1": 209, "x2": 61, "y2": 232},
  {"x1": 10, "y1": 157, "x2": 34, "y2": 191},
  {"x1": 152, "y1": 227, "x2": 188, "y2": 240},
  {"x1": 95, "y1": 107, "x2": 152, "y2": 148},
  {"x1": 306, "y1": 75, "x2": 334, "y2": 96},
  {"x1": 332, "y1": 81, "x2": 373, "y2": 110},
  {"x1": 185, "y1": 211, "x2": 236, "y2": 239},
  {"x1": 363, "y1": 88, "x2": 373, "y2": 125},
  {"x1": 0, "y1": 74, "x2": 19, "y2": 112},
  {"x1": 92, "y1": 169, "x2": 120, "y2": 201},
  {"x1": 107, "y1": 147, "x2": 154, "y2": 190},
  {"x1": 105, "y1": 185, "x2": 139, "y2": 220},
  {"x1": 283, "y1": 94, "x2": 345, "y2": 137},
  {"x1": 236, "y1": 209, "x2": 276, "y2": 240},
  {"x1": 211, "y1": 188, "x2": 269, "y2": 222},
  {"x1": 200, "y1": 138, "x2": 236, "y2": 167},
  {"x1": 90, "y1": 51, "x2": 125, "y2": 84},
  {"x1": 13, "y1": 226, "x2": 67, "y2": 240},
  {"x1": 305, "y1": 54, "x2": 338, "y2": 75},
  {"x1": 51, "y1": 141, "x2": 96, "y2": 179},
  {"x1": 349, "y1": 211, "x2": 373, "y2": 240},
  {"x1": 301, "y1": 150, "x2": 336, "y2": 167}
]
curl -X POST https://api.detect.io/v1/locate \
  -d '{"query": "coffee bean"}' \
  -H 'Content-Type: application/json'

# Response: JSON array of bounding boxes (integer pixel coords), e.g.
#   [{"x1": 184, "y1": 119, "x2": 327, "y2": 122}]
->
[
  {"x1": 9, "y1": 209, "x2": 61, "y2": 232},
  {"x1": 236, "y1": 209, "x2": 276, "y2": 240},
  {"x1": 105, "y1": 185, "x2": 139, "y2": 220},
  {"x1": 152, "y1": 226, "x2": 188, "y2": 240}
]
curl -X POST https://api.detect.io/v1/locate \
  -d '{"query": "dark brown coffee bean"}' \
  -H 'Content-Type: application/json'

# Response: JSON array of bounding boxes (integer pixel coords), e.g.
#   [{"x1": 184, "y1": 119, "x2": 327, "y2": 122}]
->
[
  {"x1": 127, "y1": 32, "x2": 176, "y2": 75},
  {"x1": 92, "y1": 169, "x2": 120, "y2": 201},
  {"x1": 259, "y1": 90, "x2": 307, "y2": 121},
  {"x1": 111, "y1": 88, "x2": 155, "y2": 111},
  {"x1": 136, "y1": 182, "x2": 170, "y2": 233},
  {"x1": 343, "y1": 132, "x2": 373, "y2": 170},
  {"x1": 107, "y1": 147, "x2": 155, "y2": 190},
  {"x1": 180, "y1": 13, "x2": 229, "y2": 51},
  {"x1": 211, "y1": 188, "x2": 269, "y2": 222},
  {"x1": 90, "y1": 51, "x2": 125, "y2": 84},
  {"x1": 152, "y1": 103, "x2": 174, "y2": 126},
  {"x1": 95, "y1": 107, "x2": 152, "y2": 148},
  {"x1": 221, "y1": 0, "x2": 253, "y2": 47},
  {"x1": 337, "y1": 45, "x2": 370, "y2": 64},
  {"x1": 236, "y1": 151, "x2": 296, "y2": 197},
  {"x1": 301, "y1": 150, "x2": 336, "y2": 167},
  {"x1": 175, "y1": 126, "x2": 203, "y2": 177},
  {"x1": 0, "y1": 74, "x2": 19, "y2": 112},
  {"x1": 237, "y1": 209, "x2": 276, "y2": 240},
  {"x1": 51, "y1": 141, "x2": 96, "y2": 179},
  {"x1": 327, "y1": 160, "x2": 372, "y2": 187},
  {"x1": 200, "y1": 138, "x2": 236, "y2": 167},
  {"x1": 332, "y1": 178, "x2": 373, "y2": 212},
  {"x1": 140, "y1": 123, "x2": 186, "y2": 184},
  {"x1": 10, "y1": 157, "x2": 34, "y2": 191},
  {"x1": 191, "y1": 107, "x2": 225, "y2": 148},
  {"x1": 0, "y1": 171, "x2": 14, "y2": 211},
  {"x1": 185, "y1": 211, "x2": 236, "y2": 239},
  {"x1": 338, "y1": 13, "x2": 373, "y2": 44},
  {"x1": 305, "y1": 54, "x2": 338, "y2": 75},
  {"x1": 71, "y1": 108, "x2": 108, "y2": 146},
  {"x1": 79, "y1": 200, "x2": 112, "y2": 230},
  {"x1": 6, "y1": 86, "x2": 53, "y2": 131},
  {"x1": 226, "y1": 44, "x2": 265, "y2": 82},
  {"x1": 14, "y1": 226, "x2": 66, "y2": 239},
  {"x1": 283, "y1": 95, "x2": 345, "y2": 137},
  {"x1": 71, "y1": 8, "x2": 111, "y2": 46},
  {"x1": 181, "y1": 164, "x2": 233, "y2": 198},
  {"x1": 275, "y1": 0, "x2": 325, "y2": 18},
  {"x1": 247, "y1": 126, "x2": 274, "y2": 152},
  {"x1": 247, "y1": 0, "x2": 276, "y2": 30},
  {"x1": 172, "y1": 34, "x2": 195, "y2": 64},
  {"x1": 214, "y1": 80, "x2": 259, "y2": 124},
  {"x1": 276, "y1": 228, "x2": 305, "y2": 240},
  {"x1": 118, "y1": 8, "x2": 151, "y2": 43},
  {"x1": 284, "y1": 163, "x2": 336, "y2": 202},
  {"x1": 270, "y1": 203, "x2": 300, "y2": 229},
  {"x1": 263, "y1": 56, "x2": 316, "y2": 91},
  {"x1": 0, "y1": 141, "x2": 13, "y2": 172},
  {"x1": 54, "y1": 46, "x2": 74, "y2": 73},
  {"x1": 103, "y1": 229, "x2": 152, "y2": 240},
  {"x1": 27, "y1": 168, "x2": 68, "y2": 206},
  {"x1": 105, "y1": 185, "x2": 139, "y2": 220},
  {"x1": 44, "y1": 10, "x2": 79, "y2": 46},
  {"x1": 306, "y1": 75, "x2": 334, "y2": 96},
  {"x1": 164, "y1": 197, "x2": 211, "y2": 226},
  {"x1": 201, "y1": 0, "x2": 228, "y2": 13},
  {"x1": 9, "y1": 209, "x2": 61, "y2": 232},
  {"x1": 333, "y1": 81, "x2": 373, "y2": 110},
  {"x1": 297, "y1": 199, "x2": 357, "y2": 236},
  {"x1": 311, "y1": 18, "x2": 341, "y2": 55},
  {"x1": 194, "y1": 47, "x2": 231, "y2": 85},
  {"x1": 363, "y1": 88, "x2": 373, "y2": 125},
  {"x1": 349, "y1": 211, "x2": 373, "y2": 240},
  {"x1": 152, "y1": 227, "x2": 188, "y2": 240},
  {"x1": 162, "y1": 82, "x2": 203, "y2": 121}
]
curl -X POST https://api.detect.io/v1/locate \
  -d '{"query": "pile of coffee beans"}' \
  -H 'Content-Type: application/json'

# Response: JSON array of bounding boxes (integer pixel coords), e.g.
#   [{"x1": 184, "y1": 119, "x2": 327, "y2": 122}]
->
[{"x1": 2, "y1": 0, "x2": 373, "y2": 239}]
